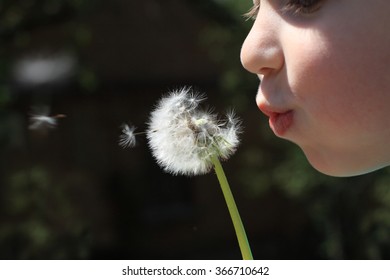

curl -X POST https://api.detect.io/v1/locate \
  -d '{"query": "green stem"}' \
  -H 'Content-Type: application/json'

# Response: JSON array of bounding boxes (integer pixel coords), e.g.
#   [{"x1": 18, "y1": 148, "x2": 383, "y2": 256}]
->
[{"x1": 211, "y1": 155, "x2": 253, "y2": 260}]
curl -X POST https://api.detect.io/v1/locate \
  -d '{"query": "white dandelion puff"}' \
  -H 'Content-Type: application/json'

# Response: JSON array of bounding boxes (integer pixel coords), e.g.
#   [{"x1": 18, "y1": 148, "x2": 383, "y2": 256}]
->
[
  {"x1": 146, "y1": 88, "x2": 242, "y2": 176},
  {"x1": 119, "y1": 124, "x2": 137, "y2": 148}
]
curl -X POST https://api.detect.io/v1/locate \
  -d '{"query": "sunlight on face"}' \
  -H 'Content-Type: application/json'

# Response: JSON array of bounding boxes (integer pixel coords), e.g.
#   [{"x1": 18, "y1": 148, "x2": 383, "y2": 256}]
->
[{"x1": 241, "y1": 0, "x2": 390, "y2": 176}]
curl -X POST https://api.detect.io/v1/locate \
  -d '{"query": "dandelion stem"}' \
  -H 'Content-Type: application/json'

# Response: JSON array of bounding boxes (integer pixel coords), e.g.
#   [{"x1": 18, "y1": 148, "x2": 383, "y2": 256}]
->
[{"x1": 211, "y1": 155, "x2": 253, "y2": 260}]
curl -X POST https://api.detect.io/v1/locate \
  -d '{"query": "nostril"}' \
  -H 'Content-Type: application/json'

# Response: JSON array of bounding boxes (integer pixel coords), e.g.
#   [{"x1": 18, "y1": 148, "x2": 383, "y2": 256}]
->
[{"x1": 258, "y1": 68, "x2": 273, "y2": 77}]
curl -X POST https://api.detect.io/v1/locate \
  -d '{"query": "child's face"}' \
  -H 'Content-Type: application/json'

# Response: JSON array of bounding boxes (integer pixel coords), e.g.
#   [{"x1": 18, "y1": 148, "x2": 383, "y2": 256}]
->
[{"x1": 241, "y1": 0, "x2": 390, "y2": 176}]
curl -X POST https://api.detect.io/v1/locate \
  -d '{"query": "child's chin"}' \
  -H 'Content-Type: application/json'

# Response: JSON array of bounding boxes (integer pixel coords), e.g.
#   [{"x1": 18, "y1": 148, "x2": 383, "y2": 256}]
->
[
  {"x1": 313, "y1": 166, "x2": 366, "y2": 177},
  {"x1": 301, "y1": 148, "x2": 384, "y2": 177}
]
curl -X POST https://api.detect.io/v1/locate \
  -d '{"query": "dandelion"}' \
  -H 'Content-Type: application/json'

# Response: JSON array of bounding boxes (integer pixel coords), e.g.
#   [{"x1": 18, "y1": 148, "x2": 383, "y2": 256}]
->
[
  {"x1": 29, "y1": 106, "x2": 66, "y2": 130},
  {"x1": 146, "y1": 87, "x2": 242, "y2": 176},
  {"x1": 119, "y1": 124, "x2": 137, "y2": 148},
  {"x1": 121, "y1": 87, "x2": 252, "y2": 259},
  {"x1": 145, "y1": 87, "x2": 252, "y2": 259}
]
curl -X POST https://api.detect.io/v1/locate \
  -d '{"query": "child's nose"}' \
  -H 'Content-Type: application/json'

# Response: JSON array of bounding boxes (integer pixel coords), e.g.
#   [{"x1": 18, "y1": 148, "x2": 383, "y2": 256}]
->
[{"x1": 240, "y1": 12, "x2": 283, "y2": 76}]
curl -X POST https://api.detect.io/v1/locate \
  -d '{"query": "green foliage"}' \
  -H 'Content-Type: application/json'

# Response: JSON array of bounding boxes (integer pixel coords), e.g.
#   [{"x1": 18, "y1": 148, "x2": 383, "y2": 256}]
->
[{"x1": 1, "y1": 167, "x2": 90, "y2": 259}]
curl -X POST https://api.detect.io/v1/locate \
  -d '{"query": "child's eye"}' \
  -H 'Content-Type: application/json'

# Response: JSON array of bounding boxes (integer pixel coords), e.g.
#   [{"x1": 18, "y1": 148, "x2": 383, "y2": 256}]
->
[
  {"x1": 244, "y1": 0, "x2": 322, "y2": 20},
  {"x1": 281, "y1": 0, "x2": 323, "y2": 15},
  {"x1": 245, "y1": 0, "x2": 324, "y2": 19}
]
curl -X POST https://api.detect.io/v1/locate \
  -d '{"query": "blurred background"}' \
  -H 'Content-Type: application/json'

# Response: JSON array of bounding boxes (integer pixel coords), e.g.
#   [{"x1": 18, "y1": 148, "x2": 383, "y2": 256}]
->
[{"x1": 1, "y1": 0, "x2": 390, "y2": 260}]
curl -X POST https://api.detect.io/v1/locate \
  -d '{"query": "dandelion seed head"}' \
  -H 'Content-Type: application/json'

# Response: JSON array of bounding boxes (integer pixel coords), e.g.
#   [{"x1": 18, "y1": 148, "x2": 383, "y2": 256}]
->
[
  {"x1": 119, "y1": 124, "x2": 137, "y2": 148},
  {"x1": 147, "y1": 87, "x2": 242, "y2": 176}
]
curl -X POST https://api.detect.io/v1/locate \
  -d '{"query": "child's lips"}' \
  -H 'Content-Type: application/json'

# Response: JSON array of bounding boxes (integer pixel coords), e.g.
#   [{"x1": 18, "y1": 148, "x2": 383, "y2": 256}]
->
[
  {"x1": 269, "y1": 110, "x2": 294, "y2": 136},
  {"x1": 257, "y1": 104, "x2": 294, "y2": 136}
]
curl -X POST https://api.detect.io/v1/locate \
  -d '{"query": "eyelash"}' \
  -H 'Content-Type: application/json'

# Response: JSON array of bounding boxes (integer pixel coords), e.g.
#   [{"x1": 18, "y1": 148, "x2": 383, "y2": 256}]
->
[
  {"x1": 245, "y1": 0, "x2": 322, "y2": 20},
  {"x1": 282, "y1": 0, "x2": 322, "y2": 15},
  {"x1": 245, "y1": 3, "x2": 260, "y2": 20}
]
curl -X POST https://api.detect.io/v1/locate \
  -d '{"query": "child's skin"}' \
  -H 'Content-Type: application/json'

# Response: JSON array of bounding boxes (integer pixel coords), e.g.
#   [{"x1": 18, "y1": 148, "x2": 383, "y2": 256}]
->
[{"x1": 240, "y1": 0, "x2": 390, "y2": 177}]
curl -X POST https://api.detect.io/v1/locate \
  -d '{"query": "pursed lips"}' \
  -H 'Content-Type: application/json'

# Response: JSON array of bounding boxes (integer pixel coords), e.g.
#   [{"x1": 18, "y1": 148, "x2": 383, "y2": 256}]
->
[{"x1": 257, "y1": 100, "x2": 294, "y2": 137}]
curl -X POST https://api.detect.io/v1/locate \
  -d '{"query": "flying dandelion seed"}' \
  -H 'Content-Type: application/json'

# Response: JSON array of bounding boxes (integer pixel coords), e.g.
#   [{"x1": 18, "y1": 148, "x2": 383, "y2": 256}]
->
[
  {"x1": 119, "y1": 124, "x2": 137, "y2": 148},
  {"x1": 146, "y1": 87, "x2": 242, "y2": 176},
  {"x1": 29, "y1": 106, "x2": 66, "y2": 130},
  {"x1": 13, "y1": 53, "x2": 76, "y2": 87}
]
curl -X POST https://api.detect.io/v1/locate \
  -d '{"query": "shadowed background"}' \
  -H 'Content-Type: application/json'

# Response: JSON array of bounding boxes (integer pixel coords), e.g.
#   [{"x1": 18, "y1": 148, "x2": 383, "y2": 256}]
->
[{"x1": 1, "y1": 0, "x2": 390, "y2": 259}]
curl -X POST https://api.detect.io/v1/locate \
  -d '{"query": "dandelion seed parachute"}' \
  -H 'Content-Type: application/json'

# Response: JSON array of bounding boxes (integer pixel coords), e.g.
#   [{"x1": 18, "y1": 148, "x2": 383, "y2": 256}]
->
[
  {"x1": 28, "y1": 106, "x2": 66, "y2": 130},
  {"x1": 146, "y1": 87, "x2": 241, "y2": 176},
  {"x1": 119, "y1": 124, "x2": 137, "y2": 148},
  {"x1": 29, "y1": 115, "x2": 58, "y2": 130}
]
